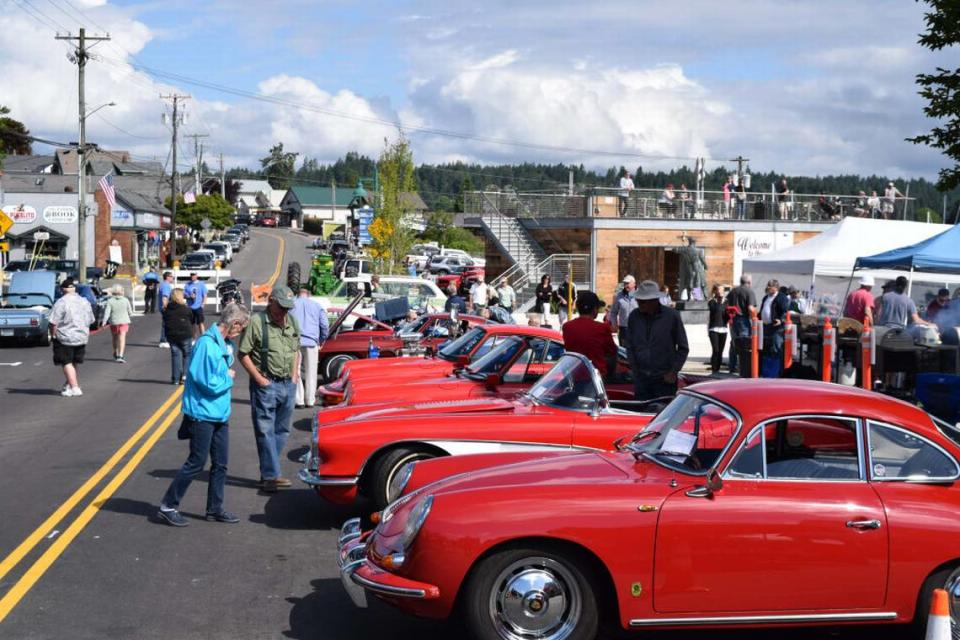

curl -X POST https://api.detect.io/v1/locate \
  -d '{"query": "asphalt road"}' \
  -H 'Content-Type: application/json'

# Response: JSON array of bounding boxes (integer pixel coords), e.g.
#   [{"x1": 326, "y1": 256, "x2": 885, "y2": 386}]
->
[{"x1": 0, "y1": 228, "x2": 907, "y2": 639}]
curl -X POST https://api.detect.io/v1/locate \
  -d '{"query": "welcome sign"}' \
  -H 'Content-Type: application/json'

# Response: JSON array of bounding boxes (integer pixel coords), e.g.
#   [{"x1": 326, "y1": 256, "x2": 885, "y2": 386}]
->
[{"x1": 733, "y1": 231, "x2": 794, "y2": 282}]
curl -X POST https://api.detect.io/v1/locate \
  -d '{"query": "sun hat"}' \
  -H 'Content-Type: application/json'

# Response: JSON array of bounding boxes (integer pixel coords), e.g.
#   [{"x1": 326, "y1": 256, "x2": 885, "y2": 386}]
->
[
  {"x1": 859, "y1": 275, "x2": 875, "y2": 287},
  {"x1": 633, "y1": 280, "x2": 661, "y2": 301}
]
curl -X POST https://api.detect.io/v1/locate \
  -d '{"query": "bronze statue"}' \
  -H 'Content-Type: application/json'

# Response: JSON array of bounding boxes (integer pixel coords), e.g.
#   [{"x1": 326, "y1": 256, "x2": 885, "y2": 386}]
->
[{"x1": 678, "y1": 236, "x2": 708, "y2": 300}]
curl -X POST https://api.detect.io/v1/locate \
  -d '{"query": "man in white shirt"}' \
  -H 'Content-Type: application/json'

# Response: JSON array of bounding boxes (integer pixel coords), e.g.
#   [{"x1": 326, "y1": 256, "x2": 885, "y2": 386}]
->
[
  {"x1": 496, "y1": 281, "x2": 516, "y2": 313},
  {"x1": 618, "y1": 171, "x2": 634, "y2": 216},
  {"x1": 469, "y1": 276, "x2": 489, "y2": 312}
]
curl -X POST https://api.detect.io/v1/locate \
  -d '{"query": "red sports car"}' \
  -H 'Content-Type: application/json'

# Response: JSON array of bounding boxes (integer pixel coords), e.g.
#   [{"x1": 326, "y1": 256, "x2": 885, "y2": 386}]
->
[
  {"x1": 318, "y1": 309, "x2": 486, "y2": 381},
  {"x1": 338, "y1": 379, "x2": 960, "y2": 638},
  {"x1": 300, "y1": 353, "x2": 654, "y2": 509},
  {"x1": 319, "y1": 323, "x2": 561, "y2": 404}
]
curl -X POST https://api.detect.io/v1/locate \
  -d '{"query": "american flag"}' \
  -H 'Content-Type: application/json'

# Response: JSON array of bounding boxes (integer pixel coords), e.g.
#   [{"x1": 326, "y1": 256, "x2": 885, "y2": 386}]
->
[{"x1": 98, "y1": 172, "x2": 116, "y2": 208}]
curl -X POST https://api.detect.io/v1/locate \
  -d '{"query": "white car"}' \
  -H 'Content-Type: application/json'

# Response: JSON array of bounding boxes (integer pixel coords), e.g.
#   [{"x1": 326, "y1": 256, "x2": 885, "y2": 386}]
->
[
  {"x1": 439, "y1": 247, "x2": 485, "y2": 267},
  {"x1": 203, "y1": 242, "x2": 232, "y2": 264},
  {"x1": 313, "y1": 276, "x2": 446, "y2": 327}
]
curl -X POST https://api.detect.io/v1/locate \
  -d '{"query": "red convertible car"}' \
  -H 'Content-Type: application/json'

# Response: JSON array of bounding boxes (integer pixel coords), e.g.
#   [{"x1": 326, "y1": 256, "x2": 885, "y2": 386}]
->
[
  {"x1": 338, "y1": 379, "x2": 960, "y2": 638},
  {"x1": 318, "y1": 308, "x2": 486, "y2": 381},
  {"x1": 301, "y1": 353, "x2": 655, "y2": 509},
  {"x1": 319, "y1": 323, "x2": 561, "y2": 405}
]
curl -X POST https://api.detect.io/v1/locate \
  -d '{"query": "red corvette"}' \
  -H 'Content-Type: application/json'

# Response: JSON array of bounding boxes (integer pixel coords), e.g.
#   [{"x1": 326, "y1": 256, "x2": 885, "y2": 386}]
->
[
  {"x1": 318, "y1": 309, "x2": 486, "y2": 381},
  {"x1": 338, "y1": 379, "x2": 960, "y2": 638},
  {"x1": 301, "y1": 353, "x2": 655, "y2": 509},
  {"x1": 318, "y1": 323, "x2": 557, "y2": 404}
]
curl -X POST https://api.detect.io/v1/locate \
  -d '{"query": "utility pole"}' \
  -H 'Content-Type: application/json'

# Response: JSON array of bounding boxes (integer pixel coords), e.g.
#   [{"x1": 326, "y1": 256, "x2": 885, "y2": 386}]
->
[
  {"x1": 185, "y1": 133, "x2": 209, "y2": 195},
  {"x1": 219, "y1": 152, "x2": 225, "y2": 199},
  {"x1": 57, "y1": 27, "x2": 110, "y2": 283},
  {"x1": 161, "y1": 93, "x2": 190, "y2": 265}
]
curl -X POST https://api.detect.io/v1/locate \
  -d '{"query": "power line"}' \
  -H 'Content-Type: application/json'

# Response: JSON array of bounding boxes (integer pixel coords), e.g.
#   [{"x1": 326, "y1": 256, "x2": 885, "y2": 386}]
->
[
  {"x1": 21, "y1": 0, "x2": 68, "y2": 32},
  {"x1": 91, "y1": 111, "x2": 166, "y2": 141}
]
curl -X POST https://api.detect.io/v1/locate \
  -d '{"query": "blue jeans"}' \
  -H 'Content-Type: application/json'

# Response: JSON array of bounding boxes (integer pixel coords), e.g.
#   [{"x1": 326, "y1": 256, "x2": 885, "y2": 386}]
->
[
  {"x1": 729, "y1": 316, "x2": 751, "y2": 372},
  {"x1": 633, "y1": 374, "x2": 677, "y2": 402},
  {"x1": 250, "y1": 378, "x2": 295, "y2": 480},
  {"x1": 161, "y1": 418, "x2": 229, "y2": 514},
  {"x1": 170, "y1": 339, "x2": 192, "y2": 383},
  {"x1": 160, "y1": 309, "x2": 167, "y2": 343}
]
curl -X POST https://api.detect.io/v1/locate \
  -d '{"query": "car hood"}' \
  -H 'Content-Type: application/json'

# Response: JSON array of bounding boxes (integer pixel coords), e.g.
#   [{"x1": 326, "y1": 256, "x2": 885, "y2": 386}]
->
[
  {"x1": 342, "y1": 358, "x2": 452, "y2": 379},
  {"x1": 345, "y1": 397, "x2": 516, "y2": 421}
]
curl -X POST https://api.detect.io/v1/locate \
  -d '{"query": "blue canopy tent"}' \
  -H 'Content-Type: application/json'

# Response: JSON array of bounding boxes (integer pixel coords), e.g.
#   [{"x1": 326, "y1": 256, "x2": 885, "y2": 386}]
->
[{"x1": 855, "y1": 225, "x2": 960, "y2": 297}]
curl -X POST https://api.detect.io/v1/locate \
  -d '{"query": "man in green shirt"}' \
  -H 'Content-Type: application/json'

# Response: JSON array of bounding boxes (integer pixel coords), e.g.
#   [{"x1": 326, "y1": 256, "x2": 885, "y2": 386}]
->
[{"x1": 238, "y1": 285, "x2": 301, "y2": 492}]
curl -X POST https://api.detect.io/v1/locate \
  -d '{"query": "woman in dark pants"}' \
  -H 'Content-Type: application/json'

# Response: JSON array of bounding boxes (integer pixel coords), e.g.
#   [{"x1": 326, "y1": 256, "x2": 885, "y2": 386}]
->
[
  {"x1": 534, "y1": 275, "x2": 553, "y2": 327},
  {"x1": 163, "y1": 289, "x2": 196, "y2": 385},
  {"x1": 707, "y1": 284, "x2": 728, "y2": 374}
]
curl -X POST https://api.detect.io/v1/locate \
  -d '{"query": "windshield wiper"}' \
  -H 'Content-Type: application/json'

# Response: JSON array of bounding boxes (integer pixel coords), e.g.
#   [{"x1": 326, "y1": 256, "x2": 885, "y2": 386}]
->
[{"x1": 624, "y1": 430, "x2": 661, "y2": 457}]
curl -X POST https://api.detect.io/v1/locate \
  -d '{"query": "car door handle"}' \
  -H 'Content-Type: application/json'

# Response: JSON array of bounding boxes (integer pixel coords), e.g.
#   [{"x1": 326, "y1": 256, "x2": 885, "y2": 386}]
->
[{"x1": 846, "y1": 519, "x2": 882, "y2": 530}]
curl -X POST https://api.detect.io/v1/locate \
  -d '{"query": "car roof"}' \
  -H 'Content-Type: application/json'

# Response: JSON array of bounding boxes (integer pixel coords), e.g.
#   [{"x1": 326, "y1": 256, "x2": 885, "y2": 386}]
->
[
  {"x1": 481, "y1": 324, "x2": 562, "y2": 339},
  {"x1": 690, "y1": 379, "x2": 937, "y2": 435}
]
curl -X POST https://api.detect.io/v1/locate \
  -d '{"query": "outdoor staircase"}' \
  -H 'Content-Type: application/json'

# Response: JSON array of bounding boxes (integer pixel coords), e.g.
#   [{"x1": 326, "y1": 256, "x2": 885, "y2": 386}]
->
[{"x1": 478, "y1": 192, "x2": 548, "y2": 269}]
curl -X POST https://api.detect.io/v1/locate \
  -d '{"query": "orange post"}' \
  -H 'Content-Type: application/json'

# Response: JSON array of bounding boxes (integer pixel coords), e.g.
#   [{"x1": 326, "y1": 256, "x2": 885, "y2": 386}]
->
[
  {"x1": 821, "y1": 316, "x2": 835, "y2": 383},
  {"x1": 750, "y1": 309, "x2": 760, "y2": 378},
  {"x1": 783, "y1": 313, "x2": 795, "y2": 371},
  {"x1": 860, "y1": 316, "x2": 874, "y2": 391}
]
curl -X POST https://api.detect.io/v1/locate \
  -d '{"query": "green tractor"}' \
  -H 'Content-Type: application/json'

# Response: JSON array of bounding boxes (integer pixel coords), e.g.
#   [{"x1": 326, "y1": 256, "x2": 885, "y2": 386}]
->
[{"x1": 306, "y1": 253, "x2": 341, "y2": 295}]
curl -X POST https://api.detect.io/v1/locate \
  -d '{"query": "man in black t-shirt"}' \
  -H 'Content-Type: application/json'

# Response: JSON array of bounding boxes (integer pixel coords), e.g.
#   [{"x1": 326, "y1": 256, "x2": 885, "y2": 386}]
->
[{"x1": 725, "y1": 274, "x2": 758, "y2": 375}]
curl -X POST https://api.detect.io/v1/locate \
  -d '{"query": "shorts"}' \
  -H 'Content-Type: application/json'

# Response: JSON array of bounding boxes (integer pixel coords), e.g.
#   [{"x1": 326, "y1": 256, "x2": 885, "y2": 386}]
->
[
  {"x1": 52, "y1": 339, "x2": 86, "y2": 366},
  {"x1": 110, "y1": 323, "x2": 129, "y2": 335},
  {"x1": 190, "y1": 308, "x2": 205, "y2": 325}
]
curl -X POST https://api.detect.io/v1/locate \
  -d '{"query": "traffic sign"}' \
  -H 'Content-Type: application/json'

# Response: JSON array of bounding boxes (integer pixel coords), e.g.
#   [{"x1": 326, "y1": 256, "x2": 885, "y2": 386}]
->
[
  {"x1": 0, "y1": 242, "x2": 8, "y2": 252},
  {"x1": 200, "y1": 217, "x2": 211, "y2": 230},
  {"x1": 0, "y1": 210, "x2": 12, "y2": 237}
]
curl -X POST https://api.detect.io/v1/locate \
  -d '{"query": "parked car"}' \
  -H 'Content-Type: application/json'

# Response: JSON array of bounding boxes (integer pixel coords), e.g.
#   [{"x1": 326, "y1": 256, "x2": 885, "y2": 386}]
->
[
  {"x1": 316, "y1": 277, "x2": 448, "y2": 326},
  {"x1": 228, "y1": 225, "x2": 249, "y2": 241},
  {"x1": 203, "y1": 242, "x2": 232, "y2": 264},
  {"x1": 222, "y1": 233, "x2": 242, "y2": 252},
  {"x1": 235, "y1": 214, "x2": 253, "y2": 225},
  {"x1": 338, "y1": 379, "x2": 960, "y2": 638},
  {"x1": 438, "y1": 247, "x2": 485, "y2": 267},
  {"x1": 255, "y1": 216, "x2": 277, "y2": 227},
  {"x1": 0, "y1": 270, "x2": 57, "y2": 345},
  {"x1": 435, "y1": 265, "x2": 485, "y2": 295},
  {"x1": 180, "y1": 252, "x2": 215, "y2": 271},
  {"x1": 302, "y1": 353, "x2": 655, "y2": 509},
  {"x1": 427, "y1": 254, "x2": 479, "y2": 276},
  {"x1": 50, "y1": 260, "x2": 103, "y2": 283}
]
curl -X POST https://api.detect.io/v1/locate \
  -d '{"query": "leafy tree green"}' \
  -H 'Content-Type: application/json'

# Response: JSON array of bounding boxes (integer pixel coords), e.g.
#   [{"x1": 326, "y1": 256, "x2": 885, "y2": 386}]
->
[
  {"x1": 0, "y1": 105, "x2": 31, "y2": 163},
  {"x1": 908, "y1": 0, "x2": 960, "y2": 192},
  {"x1": 260, "y1": 142, "x2": 299, "y2": 189},
  {"x1": 375, "y1": 135, "x2": 417, "y2": 272},
  {"x1": 420, "y1": 211, "x2": 484, "y2": 254},
  {"x1": 164, "y1": 193, "x2": 235, "y2": 230}
]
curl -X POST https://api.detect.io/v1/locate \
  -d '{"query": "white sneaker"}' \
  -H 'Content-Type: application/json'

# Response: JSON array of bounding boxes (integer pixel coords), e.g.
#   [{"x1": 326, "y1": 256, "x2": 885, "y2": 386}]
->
[
  {"x1": 158, "y1": 342, "x2": 170, "y2": 349},
  {"x1": 61, "y1": 386, "x2": 81, "y2": 397}
]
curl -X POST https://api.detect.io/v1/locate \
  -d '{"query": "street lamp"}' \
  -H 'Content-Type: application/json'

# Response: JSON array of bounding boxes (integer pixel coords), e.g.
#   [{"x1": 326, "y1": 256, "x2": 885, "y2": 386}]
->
[{"x1": 77, "y1": 101, "x2": 116, "y2": 282}]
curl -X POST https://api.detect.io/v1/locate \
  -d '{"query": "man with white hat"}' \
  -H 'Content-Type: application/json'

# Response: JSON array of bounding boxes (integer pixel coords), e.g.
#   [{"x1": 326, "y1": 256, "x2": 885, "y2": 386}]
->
[
  {"x1": 843, "y1": 275, "x2": 875, "y2": 324},
  {"x1": 626, "y1": 280, "x2": 689, "y2": 401},
  {"x1": 607, "y1": 274, "x2": 638, "y2": 348}
]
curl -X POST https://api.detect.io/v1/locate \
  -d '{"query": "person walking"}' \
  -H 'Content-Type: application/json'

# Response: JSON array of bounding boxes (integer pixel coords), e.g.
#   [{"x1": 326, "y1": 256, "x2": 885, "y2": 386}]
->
[
  {"x1": 534, "y1": 275, "x2": 553, "y2": 326},
  {"x1": 618, "y1": 170, "x2": 634, "y2": 216},
  {"x1": 468, "y1": 275, "x2": 489, "y2": 313},
  {"x1": 164, "y1": 289, "x2": 194, "y2": 385},
  {"x1": 103, "y1": 285, "x2": 134, "y2": 362},
  {"x1": 726, "y1": 274, "x2": 757, "y2": 375},
  {"x1": 238, "y1": 286, "x2": 301, "y2": 492},
  {"x1": 555, "y1": 273, "x2": 577, "y2": 325},
  {"x1": 184, "y1": 272, "x2": 208, "y2": 339},
  {"x1": 759, "y1": 279, "x2": 789, "y2": 364},
  {"x1": 157, "y1": 303, "x2": 251, "y2": 527},
  {"x1": 626, "y1": 280, "x2": 689, "y2": 401},
  {"x1": 291, "y1": 287, "x2": 329, "y2": 409},
  {"x1": 607, "y1": 275, "x2": 637, "y2": 348},
  {"x1": 48, "y1": 278, "x2": 95, "y2": 397},
  {"x1": 142, "y1": 267, "x2": 159, "y2": 314},
  {"x1": 158, "y1": 271, "x2": 174, "y2": 348},
  {"x1": 707, "y1": 284, "x2": 728, "y2": 374},
  {"x1": 496, "y1": 280, "x2": 516, "y2": 314},
  {"x1": 562, "y1": 291, "x2": 617, "y2": 378}
]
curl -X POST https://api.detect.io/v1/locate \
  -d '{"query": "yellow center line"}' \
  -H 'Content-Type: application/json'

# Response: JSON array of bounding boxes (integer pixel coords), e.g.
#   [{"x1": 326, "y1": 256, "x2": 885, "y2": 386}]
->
[
  {"x1": 0, "y1": 401, "x2": 183, "y2": 623},
  {"x1": 258, "y1": 230, "x2": 286, "y2": 290},
  {"x1": 0, "y1": 386, "x2": 183, "y2": 585}
]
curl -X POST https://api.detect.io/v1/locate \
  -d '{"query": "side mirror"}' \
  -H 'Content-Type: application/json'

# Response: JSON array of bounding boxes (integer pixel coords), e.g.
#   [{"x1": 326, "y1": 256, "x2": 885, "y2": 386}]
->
[
  {"x1": 484, "y1": 373, "x2": 499, "y2": 390},
  {"x1": 686, "y1": 468, "x2": 723, "y2": 499},
  {"x1": 456, "y1": 355, "x2": 469, "y2": 369}
]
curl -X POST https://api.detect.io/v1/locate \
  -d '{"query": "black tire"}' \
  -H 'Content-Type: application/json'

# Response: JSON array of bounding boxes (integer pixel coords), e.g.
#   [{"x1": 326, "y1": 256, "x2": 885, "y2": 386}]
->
[
  {"x1": 39, "y1": 332, "x2": 50, "y2": 347},
  {"x1": 367, "y1": 447, "x2": 439, "y2": 511},
  {"x1": 322, "y1": 353, "x2": 356, "y2": 382},
  {"x1": 437, "y1": 269, "x2": 450, "y2": 276},
  {"x1": 911, "y1": 563, "x2": 960, "y2": 638},
  {"x1": 462, "y1": 546, "x2": 600, "y2": 640},
  {"x1": 287, "y1": 262, "x2": 302, "y2": 290}
]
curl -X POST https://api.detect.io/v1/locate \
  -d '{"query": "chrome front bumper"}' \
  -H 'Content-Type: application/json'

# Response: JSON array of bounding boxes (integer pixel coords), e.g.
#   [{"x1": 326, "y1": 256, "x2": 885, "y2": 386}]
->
[
  {"x1": 338, "y1": 518, "x2": 369, "y2": 608},
  {"x1": 298, "y1": 450, "x2": 359, "y2": 487}
]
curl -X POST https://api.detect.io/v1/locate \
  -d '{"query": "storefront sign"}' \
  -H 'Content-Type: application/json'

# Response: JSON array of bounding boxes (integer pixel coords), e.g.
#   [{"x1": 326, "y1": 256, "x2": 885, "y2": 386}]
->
[
  {"x1": 43, "y1": 205, "x2": 78, "y2": 224},
  {"x1": 733, "y1": 231, "x2": 794, "y2": 282},
  {"x1": 2, "y1": 205, "x2": 37, "y2": 224},
  {"x1": 139, "y1": 213, "x2": 159, "y2": 228},
  {"x1": 112, "y1": 207, "x2": 133, "y2": 227}
]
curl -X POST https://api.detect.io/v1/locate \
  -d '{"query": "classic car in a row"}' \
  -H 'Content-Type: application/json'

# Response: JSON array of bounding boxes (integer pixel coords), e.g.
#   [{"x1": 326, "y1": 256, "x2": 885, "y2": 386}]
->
[
  {"x1": 0, "y1": 270, "x2": 57, "y2": 345},
  {"x1": 337, "y1": 379, "x2": 960, "y2": 638},
  {"x1": 301, "y1": 353, "x2": 656, "y2": 509}
]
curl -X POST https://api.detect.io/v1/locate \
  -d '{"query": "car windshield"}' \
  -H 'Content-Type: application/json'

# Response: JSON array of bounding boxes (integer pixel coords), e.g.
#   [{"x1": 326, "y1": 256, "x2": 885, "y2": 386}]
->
[
  {"x1": 375, "y1": 282, "x2": 437, "y2": 309},
  {"x1": 527, "y1": 354, "x2": 604, "y2": 411},
  {"x1": 465, "y1": 336, "x2": 524, "y2": 378},
  {"x1": 0, "y1": 292, "x2": 53, "y2": 308},
  {"x1": 437, "y1": 326, "x2": 486, "y2": 361},
  {"x1": 625, "y1": 393, "x2": 739, "y2": 474}
]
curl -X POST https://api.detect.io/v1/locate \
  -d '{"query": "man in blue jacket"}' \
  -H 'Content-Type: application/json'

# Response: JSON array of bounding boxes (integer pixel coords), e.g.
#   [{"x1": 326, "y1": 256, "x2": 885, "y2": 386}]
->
[
  {"x1": 158, "y1": 303, "x2": 251, "y2": 527},
  {"x1": 759, "y1": 279, "x2": 790, "y2": 366}
]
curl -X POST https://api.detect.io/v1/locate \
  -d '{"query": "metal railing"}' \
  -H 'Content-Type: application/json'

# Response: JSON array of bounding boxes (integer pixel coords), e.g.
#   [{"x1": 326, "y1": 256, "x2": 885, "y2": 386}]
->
[
  {"x1": 466, "y1": 188, "x2": 918, "y2": 222},
  {"x1": 491, "y1": 253, "x2": 590, "y2": 312}
]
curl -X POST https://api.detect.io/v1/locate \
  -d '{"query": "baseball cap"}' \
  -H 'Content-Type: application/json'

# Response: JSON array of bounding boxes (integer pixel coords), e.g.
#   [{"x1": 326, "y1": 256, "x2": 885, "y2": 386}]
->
[
  {"x1": 270, "y1": 285, "x2": 296, "y2": 309},
  {"x1": 61, "y1": 278, "x2": 76, "y2": 291},
  {"x1": 859, "y1": 275, "x2": 875, "y2": 287},
  {"x1": 622, "y1": 275, "x2": 636, "y2": 284},
  {"x1": 633, "y1": 280, "x2": 661, "y2": 301}
]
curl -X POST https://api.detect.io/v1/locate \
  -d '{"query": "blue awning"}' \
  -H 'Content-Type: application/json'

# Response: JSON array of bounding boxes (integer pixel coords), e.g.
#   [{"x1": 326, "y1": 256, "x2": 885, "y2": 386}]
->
[{"x1": 855, "y1": 225, "x2": 960, "y2": 274}]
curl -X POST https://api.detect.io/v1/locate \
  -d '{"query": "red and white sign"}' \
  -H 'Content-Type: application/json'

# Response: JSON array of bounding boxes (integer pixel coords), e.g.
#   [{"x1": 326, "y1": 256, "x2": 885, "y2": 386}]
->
[{"x1": 1, "y1": 205, "x2": 37, "y2": 224}]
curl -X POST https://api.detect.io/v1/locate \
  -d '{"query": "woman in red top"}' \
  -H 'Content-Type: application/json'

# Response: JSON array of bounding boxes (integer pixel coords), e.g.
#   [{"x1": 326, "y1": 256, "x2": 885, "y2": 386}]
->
[{"x1": 561, "y1": 291, "x2": 618, "y2": 377}]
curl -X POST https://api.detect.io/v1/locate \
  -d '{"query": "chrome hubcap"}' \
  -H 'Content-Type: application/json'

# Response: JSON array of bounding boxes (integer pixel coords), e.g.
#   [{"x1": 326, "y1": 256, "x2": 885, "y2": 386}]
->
[
  {"x1": 944, "y1": 568, "x2": 960, "y2": 639},
  {"x1": 490, "y1": 557, "x2": 581, "y2": 640}
]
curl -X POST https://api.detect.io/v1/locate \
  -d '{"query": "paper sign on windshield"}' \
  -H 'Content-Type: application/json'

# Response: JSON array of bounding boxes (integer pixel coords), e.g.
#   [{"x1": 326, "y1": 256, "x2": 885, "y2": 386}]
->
[{"x1": 661, "y1": 430, "x2": 697, "y2": 456}]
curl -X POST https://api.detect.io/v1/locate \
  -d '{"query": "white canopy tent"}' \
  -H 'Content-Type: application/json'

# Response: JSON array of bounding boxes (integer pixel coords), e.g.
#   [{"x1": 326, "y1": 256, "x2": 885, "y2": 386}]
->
[{"x1": 741, "y1": 218, "x2": 960, "y2": 313}]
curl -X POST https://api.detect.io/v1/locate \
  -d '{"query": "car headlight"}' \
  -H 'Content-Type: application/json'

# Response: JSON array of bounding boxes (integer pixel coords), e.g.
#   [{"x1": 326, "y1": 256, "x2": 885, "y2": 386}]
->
[
  {"x1": 399, "y1": 495, "x2": 433, "y2": 550},
  {"x1": 388, "y1": 461, "x2": 416, "y2": 501}
]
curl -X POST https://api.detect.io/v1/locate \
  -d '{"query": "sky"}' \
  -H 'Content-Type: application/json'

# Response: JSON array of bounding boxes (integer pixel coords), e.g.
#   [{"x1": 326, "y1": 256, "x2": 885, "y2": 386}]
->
[{"x1": 0, "y1": 0, "x2": 954, "y2": 181}]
